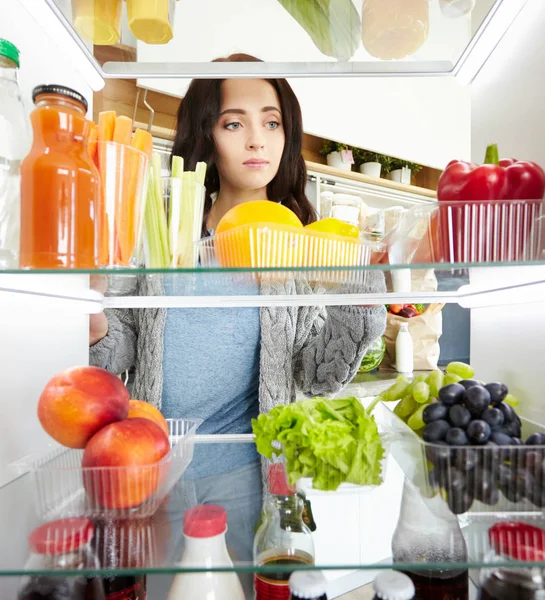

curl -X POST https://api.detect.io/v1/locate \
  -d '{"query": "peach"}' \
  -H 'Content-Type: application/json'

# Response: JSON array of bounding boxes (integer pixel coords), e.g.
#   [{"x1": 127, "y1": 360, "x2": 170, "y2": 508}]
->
[
  {"x1": 82, "y1": 418, "x2": 170, "y2": 509},
  {"x1": 127, "y1": 399, "x2": 169, "y2": 437},
  {"x1": 38, "y1": 366, "x2": 129, "y2": 449}
]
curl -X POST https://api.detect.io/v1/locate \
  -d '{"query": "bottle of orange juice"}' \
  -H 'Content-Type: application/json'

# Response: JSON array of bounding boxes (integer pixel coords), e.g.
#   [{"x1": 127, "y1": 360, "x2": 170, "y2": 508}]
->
[{"x1": 20, "y1": 85, "x2": 100, "y2": 269}]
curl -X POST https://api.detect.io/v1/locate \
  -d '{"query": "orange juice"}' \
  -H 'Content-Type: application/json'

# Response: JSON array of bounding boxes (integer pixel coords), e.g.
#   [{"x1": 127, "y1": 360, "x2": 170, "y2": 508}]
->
[{"x1": 20, "y1": 85, "x2": 100, "y2": 269}]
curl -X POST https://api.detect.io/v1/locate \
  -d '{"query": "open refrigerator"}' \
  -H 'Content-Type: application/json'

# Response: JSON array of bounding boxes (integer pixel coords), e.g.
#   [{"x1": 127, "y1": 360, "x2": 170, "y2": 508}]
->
[{"x1": 1, "y1": 0, "x2": 544, "y2": 598}]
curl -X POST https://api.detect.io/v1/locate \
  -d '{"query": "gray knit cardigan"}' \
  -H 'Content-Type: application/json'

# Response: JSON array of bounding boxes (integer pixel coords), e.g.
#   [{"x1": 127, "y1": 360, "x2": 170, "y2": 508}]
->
[{"x1": 90, "y1": 272, "x2": 387, "y2": 414}]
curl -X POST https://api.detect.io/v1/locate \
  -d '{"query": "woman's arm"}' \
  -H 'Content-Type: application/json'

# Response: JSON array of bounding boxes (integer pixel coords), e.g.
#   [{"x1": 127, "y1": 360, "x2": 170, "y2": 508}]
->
[
  {"x1": 89, "y1": 308, "x2": 138, "y2": 375},
  {"x1": 293, "y1": 271, "x2": 387, "y2": 397}
]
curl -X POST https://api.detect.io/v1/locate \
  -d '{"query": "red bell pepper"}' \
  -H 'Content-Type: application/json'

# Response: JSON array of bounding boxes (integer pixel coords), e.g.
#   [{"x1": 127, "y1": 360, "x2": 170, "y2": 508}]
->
[{"x1": 438, "y1": 144, "x2": 545, "y2": 201}]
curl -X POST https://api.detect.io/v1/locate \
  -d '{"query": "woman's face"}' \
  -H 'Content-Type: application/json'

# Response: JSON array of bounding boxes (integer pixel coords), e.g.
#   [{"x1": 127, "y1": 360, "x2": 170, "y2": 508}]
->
[{"x1": 213, "y1": 79, "x2": 285, "y2": 193}]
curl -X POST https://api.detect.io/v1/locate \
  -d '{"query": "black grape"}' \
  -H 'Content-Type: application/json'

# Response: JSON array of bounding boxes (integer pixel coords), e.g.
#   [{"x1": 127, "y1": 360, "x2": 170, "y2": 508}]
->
[
  {"x1": 485, "y1": 382, "x2": 508, "y2": 405},
  {"x1": 526, "y1": 433, "x2": 545, "y2": 446},
  {"x1": 423, "y1": 403, "x2": 448, "y2": 424},
  {"x1": 499, "y1": 422, "x2": 521, "y2": 439},
  {"x1": 439, "y1": 384, "x2": 466, "y2": 406},
  {"x1": 423, "y1": 420, "x2": 450, "y2": 443},
  {"x1": 491, "y1": 431, "x2": 514, "y2": 446},
  {"x1": 453, "y1": 448, "x2": 478, "y2": 472},
  {"x1": 482, "y1": 407, "x2": 504, "y2": 430},
  {"x1": 467, "y1": 420, "x2": 492, "y2": 445},
  {"x1": 426, "y1": 442, "x2": 451, "y2": 470},
  {"x1": 448, "y1": 491, "x2": 474, "y2": 515},
  {"x1": 473, "y1": 469, "x2": 499, "y2": 505},
  {"x1": 498, "y1": 403, "x2": 516, "y2": 424},
  {"x1": 448, "y1": 405, "x2": 471, "y2": 429},
  {"x1": 464, "y1": 386, "x2": 491, "y2": 416},
  {"x1": 459, "y1": 379, "x2": 480, "y2": 390},
  {"x1": 446, "y1": 428, "x2": 469, "y2": 446}
]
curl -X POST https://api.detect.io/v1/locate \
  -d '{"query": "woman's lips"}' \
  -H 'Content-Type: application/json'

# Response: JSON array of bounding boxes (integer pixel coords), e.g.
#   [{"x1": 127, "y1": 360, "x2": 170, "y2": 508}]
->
[{"x1": 243, "y1": 159, "x2": 269, "y2": 169}]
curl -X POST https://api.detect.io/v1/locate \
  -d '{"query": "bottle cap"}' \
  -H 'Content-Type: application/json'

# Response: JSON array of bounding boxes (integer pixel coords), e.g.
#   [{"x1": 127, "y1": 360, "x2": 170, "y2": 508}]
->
[
  {"x1": 268, "y1": 463, "x2": 295, "y2": 496},
  {"x1": 32, "y1": 84, "x2": 88, "y2": 112},
  {"x1": 289, "y1": 570, "x2": 327, "y2": 598},
  {"x1": 184, "y1": 504, "x2": 227, "y2": 538},
  {"x1": 29, "y1": 518, "x2": 94, "y2": 555},
  {"x1": 0, "y1": 39, "x2": 20, "y2": 67},
  {"x1": 489, "y1": 522, "x2": 545, "y2": 561},
  {"x1": 399, "y1": 323, "x2": 409, "y2": 332},
  {"x1": 373, "y1": 570, "x2": 415, "y2": 600}
]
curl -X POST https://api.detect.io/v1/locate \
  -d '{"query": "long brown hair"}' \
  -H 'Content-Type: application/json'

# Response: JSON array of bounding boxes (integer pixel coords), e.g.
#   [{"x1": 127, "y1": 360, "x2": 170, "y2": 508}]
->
[{"x1": 171, "y1": 53, "x2": 316, "y2": 234}]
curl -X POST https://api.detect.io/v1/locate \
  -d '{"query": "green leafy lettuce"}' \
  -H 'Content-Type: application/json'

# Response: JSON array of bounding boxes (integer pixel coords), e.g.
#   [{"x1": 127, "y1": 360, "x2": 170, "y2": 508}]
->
[{"x1": 252, "y1": 397, "x2": 385, "y2": 491}]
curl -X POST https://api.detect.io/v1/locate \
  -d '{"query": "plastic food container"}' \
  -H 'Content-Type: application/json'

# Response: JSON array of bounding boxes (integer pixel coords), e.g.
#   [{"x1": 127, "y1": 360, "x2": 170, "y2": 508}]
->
[
  {"x1": 388, "y1": 199, "x2": 545, "y2": 266},
  {"x1": 126, "y1": 0, "x2": 177, "y2": 45},
  {"x1": 26, "y1": 418, "x2": 200, "y2": 520},
  {"x1": 72, "y1": 0, "x2": 122, "y2": 45}
]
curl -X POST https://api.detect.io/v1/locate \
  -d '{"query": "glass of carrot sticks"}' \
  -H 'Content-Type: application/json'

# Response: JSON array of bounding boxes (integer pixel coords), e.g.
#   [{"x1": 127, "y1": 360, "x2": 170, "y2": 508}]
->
[
  {"x1": 88, "y1": 112, "x2": 153, "y2": 267},
  {"x1": 143, "y1": 153, "x2": 207, "y2": 268}
]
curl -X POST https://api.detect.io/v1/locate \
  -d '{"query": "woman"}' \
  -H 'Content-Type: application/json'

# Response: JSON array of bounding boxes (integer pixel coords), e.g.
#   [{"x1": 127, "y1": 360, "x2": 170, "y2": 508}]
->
[{"x1": 90, "y1": 54, "x2": 386, "y2": 569}]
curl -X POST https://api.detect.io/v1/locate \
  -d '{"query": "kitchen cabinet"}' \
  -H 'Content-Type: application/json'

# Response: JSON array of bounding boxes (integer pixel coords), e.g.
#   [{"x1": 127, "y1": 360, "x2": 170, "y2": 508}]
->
[{"x1": 2, "y1": 1, "x2": 545, "y2": 598}]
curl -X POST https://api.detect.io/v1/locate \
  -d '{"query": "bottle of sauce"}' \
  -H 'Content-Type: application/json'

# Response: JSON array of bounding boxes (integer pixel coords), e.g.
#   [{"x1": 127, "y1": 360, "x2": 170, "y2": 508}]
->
[
  {"x1": 254, "y1": 464, "x2": 315, "y2": 600},
  {"x1": 392, "y1": 479, "x2": 468, "y2": 600},
  {"x1": 289, "y1": 570, "x2": 328, "y2": 599},
  {"x1": 167, "y1": 504, "x2": 245, "y2": 600},
  {"x1": 18, "y1": 517, "x2": 105, "y2": 599},
  {"x1": 20, "y1": 84, "x2": 100, "y2": 269},
  {"x1": 373, "y1": 570, "x2": 415, "y2": 600}
]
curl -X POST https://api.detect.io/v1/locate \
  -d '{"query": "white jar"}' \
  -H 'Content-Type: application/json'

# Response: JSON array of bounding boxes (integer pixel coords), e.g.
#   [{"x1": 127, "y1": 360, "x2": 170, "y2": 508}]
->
[
  {"x1": 167, "y1": 504, "x2": 245, "y2": 600},
  {"x1": 395, "y1": 323, "x2": 414, "y2": 374}
]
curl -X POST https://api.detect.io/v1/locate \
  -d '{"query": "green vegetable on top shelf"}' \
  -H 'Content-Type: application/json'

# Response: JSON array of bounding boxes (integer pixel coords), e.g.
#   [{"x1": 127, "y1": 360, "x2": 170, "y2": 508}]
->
[{"x1": 252, "y1": 396, "x2": 385, "y2": 491}]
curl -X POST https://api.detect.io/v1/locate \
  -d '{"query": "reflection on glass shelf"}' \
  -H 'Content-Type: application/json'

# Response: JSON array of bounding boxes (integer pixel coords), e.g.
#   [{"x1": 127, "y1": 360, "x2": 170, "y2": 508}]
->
[{"x1": 43, "y1": 0, "x2": 518, "y2": 79}]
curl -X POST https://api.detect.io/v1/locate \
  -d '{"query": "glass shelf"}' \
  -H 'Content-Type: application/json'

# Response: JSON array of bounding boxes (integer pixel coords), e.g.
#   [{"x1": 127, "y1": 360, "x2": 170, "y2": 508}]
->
[{"x1": 45, "y1": 0, "x2": 508, "y2": 80}]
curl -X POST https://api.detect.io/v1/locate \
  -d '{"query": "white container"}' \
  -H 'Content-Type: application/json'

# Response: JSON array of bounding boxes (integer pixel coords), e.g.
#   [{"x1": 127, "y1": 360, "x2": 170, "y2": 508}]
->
[
  {"x1": 391, "y1": 268, "x2": 412, "y2": 293},
  {"x1": 439, "y1": 0, "x2": 476, "y2": 18},
  {"x1": 389, "y1": 167, "x2": 412, "y2": 185},
  {"x1": 168, "y1": 504, "x2": 245, "y2": 600},
  {"x1": 326, "y1": 151, "x2": 352, "y2": 171},
  {"x1": 359, "y1": 161, "x2": 382, "y2": 178},
  {"x1": 395, "y1": 323, "x2": 414, "y2": 374}
]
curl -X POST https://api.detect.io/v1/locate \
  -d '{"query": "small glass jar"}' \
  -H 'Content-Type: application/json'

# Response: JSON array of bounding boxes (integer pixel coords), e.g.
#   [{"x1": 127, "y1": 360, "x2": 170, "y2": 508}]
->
[{"x1": 18, "y1": 517, "x2": 105, "y2": 600}]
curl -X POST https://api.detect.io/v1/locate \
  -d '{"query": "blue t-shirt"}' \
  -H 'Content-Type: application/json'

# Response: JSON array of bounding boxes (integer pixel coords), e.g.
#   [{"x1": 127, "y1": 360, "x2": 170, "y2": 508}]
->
[{"x1": 162, "y1": 275, "x2": 260, "y2": 479}]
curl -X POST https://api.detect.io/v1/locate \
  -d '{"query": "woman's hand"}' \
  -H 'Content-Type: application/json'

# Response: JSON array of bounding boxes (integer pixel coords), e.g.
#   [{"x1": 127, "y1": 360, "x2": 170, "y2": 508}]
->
[{"x1": 90, "y1": 275, "x2": 108, "y2": 346}]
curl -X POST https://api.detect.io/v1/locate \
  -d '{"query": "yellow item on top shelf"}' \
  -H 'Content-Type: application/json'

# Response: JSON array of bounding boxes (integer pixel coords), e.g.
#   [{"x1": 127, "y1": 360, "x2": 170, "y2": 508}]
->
[
  {"x1": 126, "y1": 0, "x2": 176, "y2": 45},
  {"x1": 72, "y1": 0, "x2": 122, "y2": 45},
  {"x1": 306, "y1": 218, "x2": 360, "y2": 239}
]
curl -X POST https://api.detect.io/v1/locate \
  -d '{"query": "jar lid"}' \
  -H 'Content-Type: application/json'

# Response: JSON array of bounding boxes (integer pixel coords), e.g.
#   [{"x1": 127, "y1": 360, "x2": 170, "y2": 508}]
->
[
  {"x1": 184, "y1": 504, "x2": 227, "y2": 538},
  {"x1": 289, "y1": 570, "x2": 327, "y2": 598},
  {"x1": 29, "y1": 518, "x2": 94, "y2": 555},
  {"x1": 32, "y1": 84, "x2": 88, "y2": 112},
  {"x1": 489, "y1": 522, "x2": 545, "y2": 561},
  {"x1": 373, "y1": 570, "x2": 415, "y2": 600},
  {"x1": 0, "y1": 39, "x2": 20, "y2": 68},
  {"x1": 268, "y1": 463, "x2": 295, "y2": 496}
]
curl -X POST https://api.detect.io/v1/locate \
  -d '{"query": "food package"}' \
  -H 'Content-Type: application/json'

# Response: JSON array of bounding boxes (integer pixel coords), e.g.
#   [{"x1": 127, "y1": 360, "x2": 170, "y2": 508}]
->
[
  {"x1": 381, "y1": 303, "x2": 444, "y2": 371},
  {"x1": 362, "y1": 0, "x2": 429, "y2": 60},
  {"x1": 126, "y1": 0, "x2": 177, "y2": 45},
  {"x1": 72, "y1": 0, "x2": 122, "y2": 45}
]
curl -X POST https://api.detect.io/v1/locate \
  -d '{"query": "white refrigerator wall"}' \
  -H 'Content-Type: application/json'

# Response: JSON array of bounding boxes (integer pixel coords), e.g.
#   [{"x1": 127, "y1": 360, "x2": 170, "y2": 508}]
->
[{"x1": 470, "y1": 0, "x2": 545, "y2": 418}]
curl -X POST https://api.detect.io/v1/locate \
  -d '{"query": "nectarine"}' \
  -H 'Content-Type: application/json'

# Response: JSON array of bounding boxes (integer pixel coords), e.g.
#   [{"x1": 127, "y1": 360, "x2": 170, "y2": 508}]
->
[
  {"x1": 82, "y1": 418, "x2": 170, "y2": 510},
  {"x1": 38, "y1": 366, "x2": 129, "y2": 449},
  {"x1": 127, "y1": 399, "x2": 169, "y2": 437}
]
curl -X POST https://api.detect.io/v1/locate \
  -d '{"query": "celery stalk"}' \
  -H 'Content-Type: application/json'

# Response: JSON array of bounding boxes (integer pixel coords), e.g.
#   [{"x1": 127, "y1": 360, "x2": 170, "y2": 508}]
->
[{"x1": 143, "y1": 154, "x2": 169, "y2": 268}]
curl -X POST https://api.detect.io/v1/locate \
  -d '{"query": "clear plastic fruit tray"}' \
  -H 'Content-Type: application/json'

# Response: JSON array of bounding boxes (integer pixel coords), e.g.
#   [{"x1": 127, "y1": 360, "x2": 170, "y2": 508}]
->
[
  {"x1": 382, "y1": 404, "x2": 545, "y2": 518},
  {"x1": 388, "y1": 199, "x2": 545, "y2": 265},
  {"x1": 27, "y1": 418, "x2": 200, "y2": 521}
]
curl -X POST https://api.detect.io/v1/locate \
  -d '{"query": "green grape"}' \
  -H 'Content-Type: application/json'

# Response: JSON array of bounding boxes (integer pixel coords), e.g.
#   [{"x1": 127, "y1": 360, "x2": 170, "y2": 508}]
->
[
  {"x1": 406, "y1": 374, "x2": 427, "y2": 395},
  {"x1": 504, "y1": 393, "x2": 520, "y2": 408},
  {"x1": 408, "y1": 402, "x2": 432, "y2": 431},
  {"x1": 446, "y1": 361, "x2": 475, "y2": 379},
  {"x1": 413, "y1": 381, "x2": 430, "y2": 404},
  {"x1": 381, "y1": 376, "x2": 410, "y2": 401},
  {"x1": 443, "y1": 373, "x2": 462, "y2": 386},
  {"x1": 394, "y1": 394, "x2": 418, "y2": 420},
  {"x1": 426, "y1": 370, "x2": 444, "y2": 398}
]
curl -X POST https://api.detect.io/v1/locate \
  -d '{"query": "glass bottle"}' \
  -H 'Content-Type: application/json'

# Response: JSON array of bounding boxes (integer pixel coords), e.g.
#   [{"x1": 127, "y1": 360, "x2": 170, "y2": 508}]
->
[
  {"x1": 0, "y1": 38, "x2": 30, "y2": 268},
  {"x1": 391, "y1": 479, "x2": 468, "y2": 600},
  {"x1": 20, "y1": 84, "x2": 100, "y2": 269},
  {"x1": 254, "y1": 464, "x2": 315, "y2": 600},
  {"x1": 18, "y1": 517, "x2": 105, "y2": 599}
]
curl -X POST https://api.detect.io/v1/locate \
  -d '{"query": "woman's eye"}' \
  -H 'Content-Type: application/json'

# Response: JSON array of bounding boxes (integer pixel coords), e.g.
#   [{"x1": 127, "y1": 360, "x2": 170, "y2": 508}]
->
[
  {"x1": 266, "y1": 121, "x2": 281, "y2": 130},
  {"x1": 225, "y1": 122, "x2": 241, "y2": 130}
]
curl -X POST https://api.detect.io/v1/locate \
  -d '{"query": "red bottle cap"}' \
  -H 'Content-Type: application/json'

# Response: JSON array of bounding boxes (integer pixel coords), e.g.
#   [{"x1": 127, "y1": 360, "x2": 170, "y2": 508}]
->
[
  {"x1": 269, "y1": 463, "x2": 295, "y2": 496},
  {"x1": 489, "y1": 522, "x2": 545, "y2": 561},
  {"x1": 184, "y1": 504, "x2": 227, "y2": 538},
  {"x1": 29, "y1": 518, "x2": 94, "y2": 555}
]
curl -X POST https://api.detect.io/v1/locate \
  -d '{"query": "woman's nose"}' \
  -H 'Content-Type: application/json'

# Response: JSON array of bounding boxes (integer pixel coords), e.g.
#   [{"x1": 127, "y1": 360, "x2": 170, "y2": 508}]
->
[{"x1": 247, "y1": 127, "x2": 265, "y2": 151}]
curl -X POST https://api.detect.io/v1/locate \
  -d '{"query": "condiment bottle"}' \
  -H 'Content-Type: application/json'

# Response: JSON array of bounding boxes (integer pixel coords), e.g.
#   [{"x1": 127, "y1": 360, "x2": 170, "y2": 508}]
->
[
  {"x1": 0, "y1": 38, "x2": 30, "y2": 268},
  {"x1": 289, "y1": 570, "x2": 328, "y2": 599},
  {"x1": 373, "y1": 570, "x2": 415, "y2": 600},
  {"x1": 254, "y1": 464, "x2": 315, "y2": 600},
  {"x1": 20, "y1": 84, "x2": 100, "y2": 269},
  {"x1": 395, "y1": 323, "x2": 414, "y2": 374},
  {"x1": 18, "y1": 517, "x2": 105, "y2": 599},
  {"x1": 167, "y1": 504, "x2": 245, "y2": 600},
  {"x1": 392, "y1": 479, "x2": 468, "y2": 600}
]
